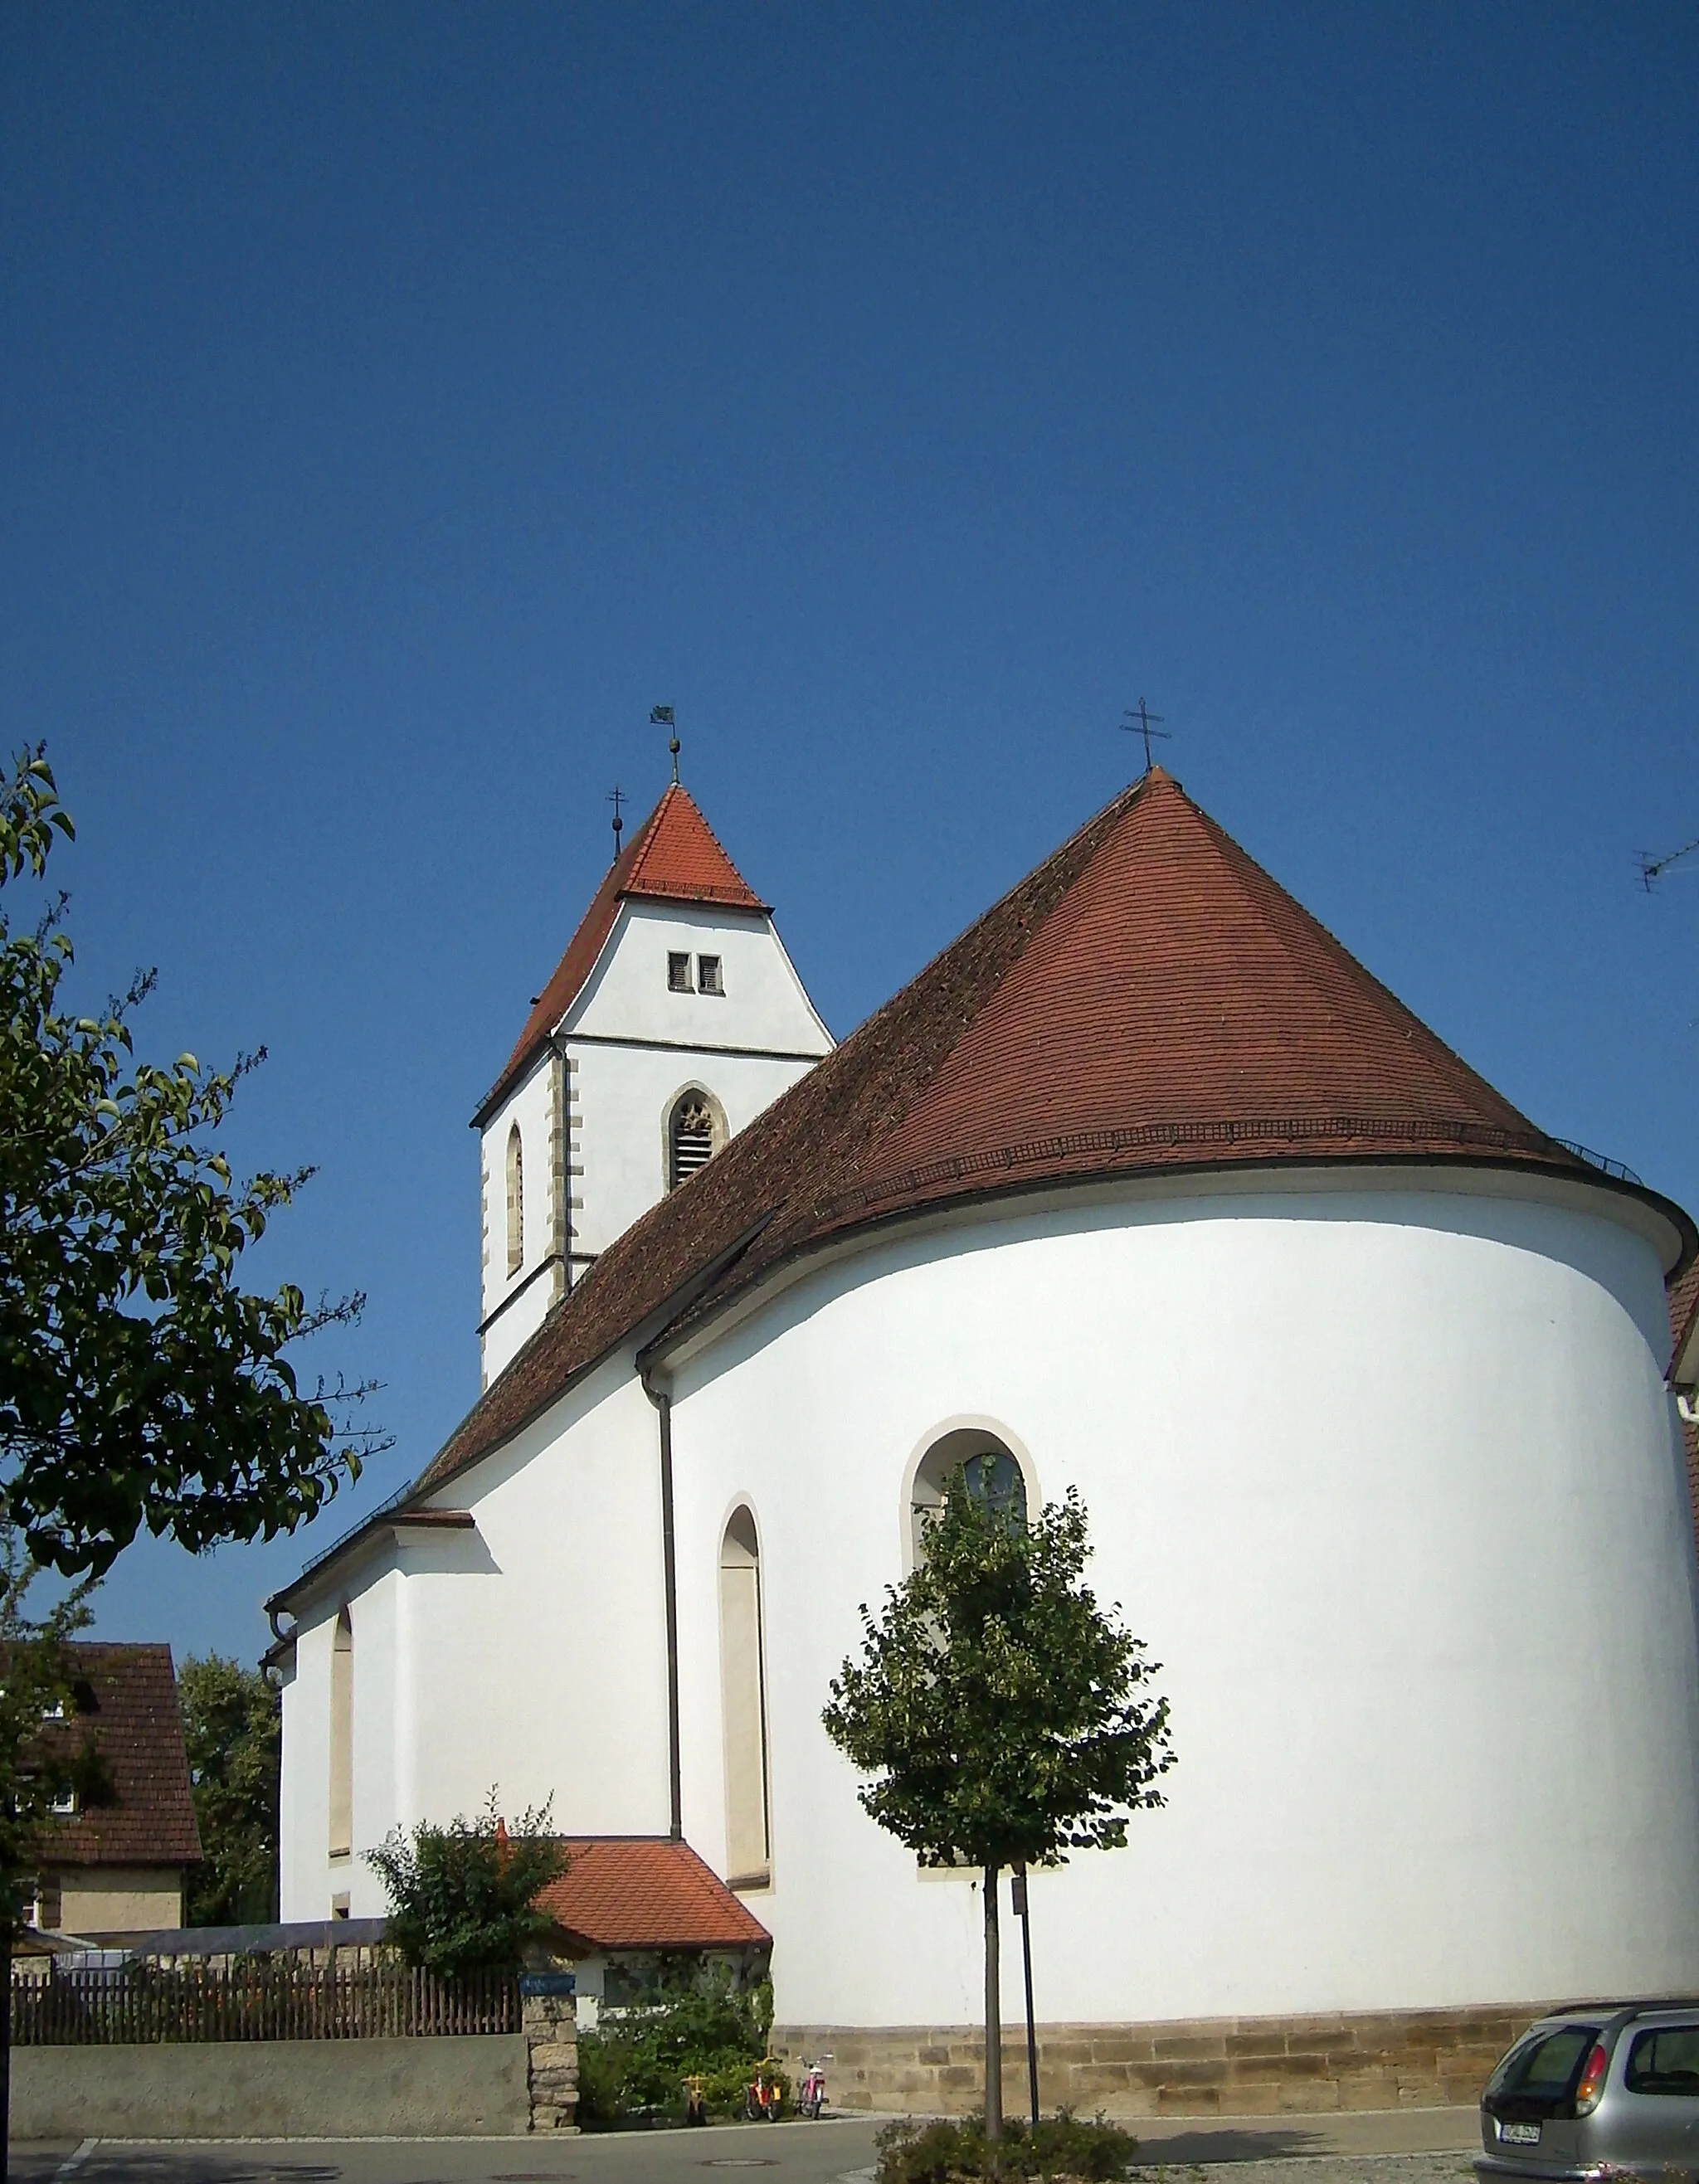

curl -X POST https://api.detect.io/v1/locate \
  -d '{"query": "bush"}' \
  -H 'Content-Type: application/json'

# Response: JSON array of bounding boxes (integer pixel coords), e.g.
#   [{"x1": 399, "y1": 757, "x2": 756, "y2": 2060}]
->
[
  {"x1": 575, "y1": 1963, "x2": 775, "y2": 2127},
  {"x1": 364, "y1": 1788, "x2": 564, "y2": 1976},
  {"x1": 874, "y1": 2111, "x2": 1139, "y2": 2183}
]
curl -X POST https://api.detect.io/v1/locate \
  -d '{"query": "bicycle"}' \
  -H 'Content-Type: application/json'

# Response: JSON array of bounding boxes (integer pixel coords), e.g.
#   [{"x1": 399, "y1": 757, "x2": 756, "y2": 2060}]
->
[
  {"x1": 743, "y1": 2060, "x2": 783, "y2": 2120},
  {"x1": 797, "y1": 2055, "x2": 832, "y2": 2118}
]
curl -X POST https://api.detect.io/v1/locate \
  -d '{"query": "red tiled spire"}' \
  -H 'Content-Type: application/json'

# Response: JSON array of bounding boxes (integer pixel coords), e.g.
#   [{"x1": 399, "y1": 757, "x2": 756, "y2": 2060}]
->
[{"x1": 476, "y1": 786, "x2": 769, "y2": 1124}]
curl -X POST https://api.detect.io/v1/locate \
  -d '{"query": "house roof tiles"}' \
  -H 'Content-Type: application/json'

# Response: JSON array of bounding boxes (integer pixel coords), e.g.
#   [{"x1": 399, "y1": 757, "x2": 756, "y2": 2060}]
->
[
  {"x1": 534, "y1": 1837, "x2": 771, "y2": 1952},
  {"x1": 38, "y1": 1643, "x2": 202, "y2": 1870}
]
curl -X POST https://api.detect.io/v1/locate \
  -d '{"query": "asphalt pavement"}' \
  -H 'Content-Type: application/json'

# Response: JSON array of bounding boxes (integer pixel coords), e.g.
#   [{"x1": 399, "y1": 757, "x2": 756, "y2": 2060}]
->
[{"x1": 13, "y1": 2105, "x2": 1485, "y2": 2184}]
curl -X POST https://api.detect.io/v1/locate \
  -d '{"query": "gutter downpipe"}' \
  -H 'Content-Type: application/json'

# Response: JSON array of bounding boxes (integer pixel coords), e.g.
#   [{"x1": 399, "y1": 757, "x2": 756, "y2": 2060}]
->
[{"x1": 640, "y1": 1360, "x2": 684, "y2": 1840}]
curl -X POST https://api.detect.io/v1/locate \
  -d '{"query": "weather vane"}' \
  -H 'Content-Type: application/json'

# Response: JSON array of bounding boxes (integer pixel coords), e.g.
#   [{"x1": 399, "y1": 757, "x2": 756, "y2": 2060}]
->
[
  {"x1": 650, "y1": 703, "x2": 680, "y2": 785},
  {"x1": 1120, "y1": 698, "x2": 1169, "y2": 774},
  {"x1": 607, "y1": 783, "x2": 626, "y2": 864}
]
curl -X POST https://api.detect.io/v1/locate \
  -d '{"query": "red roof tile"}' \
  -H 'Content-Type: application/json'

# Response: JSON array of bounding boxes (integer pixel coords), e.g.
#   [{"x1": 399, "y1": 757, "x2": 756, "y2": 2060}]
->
[
  {"x1": 476, "y1": 786, "x2": 769, "y2": 1125},
  {"x1": 37, "y1": 1644, "x2": 202, "y2": 1870},
  {"x1": 534, "y1": 1837, "x2": 771, "y2": 1952},
  {"x1": 277, "y1": 769, "x2": 1692, "y2": 1551}
]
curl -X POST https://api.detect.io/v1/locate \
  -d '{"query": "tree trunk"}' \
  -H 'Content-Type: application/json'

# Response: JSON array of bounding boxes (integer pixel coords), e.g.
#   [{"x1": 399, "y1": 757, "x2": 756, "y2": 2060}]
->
[{"x1": 983, "y1": 1863, "x2": 1002, "y2": 2143}]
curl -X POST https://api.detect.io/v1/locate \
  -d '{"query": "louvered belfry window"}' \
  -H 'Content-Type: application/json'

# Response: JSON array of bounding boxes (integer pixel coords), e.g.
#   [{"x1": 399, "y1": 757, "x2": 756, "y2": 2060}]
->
[{"x1": 669, "y1": 1093, "x2": 718, "y2": 1189}]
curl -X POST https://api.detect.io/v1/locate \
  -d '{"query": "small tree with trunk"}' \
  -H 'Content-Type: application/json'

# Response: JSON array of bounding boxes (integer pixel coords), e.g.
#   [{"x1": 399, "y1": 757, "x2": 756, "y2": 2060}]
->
[{"x1": 822, "y1": 1470, "x2": 1175, "y2": 2142}]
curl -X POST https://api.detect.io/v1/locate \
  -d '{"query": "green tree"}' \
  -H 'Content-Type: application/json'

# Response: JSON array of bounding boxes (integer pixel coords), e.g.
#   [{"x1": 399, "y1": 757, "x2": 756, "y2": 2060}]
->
[
  {"x1": 822, "y1": 1473, "x2": 1176, "y2": 2142},
  {"x1": 0, "y1": 745, "x2": 385, "y2": 1579},
  {"x1": 0, "y1": 1533, "x2": 104, "y2": 2182},
  {"x1": 367, "y1": 1790, "x2": 567, "y2": 1977},
  {"x1": 178, "y1": 1654, "x2": 280, "y2": 1926}
]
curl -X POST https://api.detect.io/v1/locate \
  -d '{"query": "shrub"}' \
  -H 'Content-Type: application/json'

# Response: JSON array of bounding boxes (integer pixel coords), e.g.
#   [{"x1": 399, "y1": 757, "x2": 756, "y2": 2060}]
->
[
  {"x1": 575, "y1": 1963, "x2": 774, "y2": 2127},
  {"x1": 874, "y1": 2110, "x2": 1139, "y2": 2182},
  {"x1": 365, "y1": 1788, "x2": 563, "y2": 1976}
]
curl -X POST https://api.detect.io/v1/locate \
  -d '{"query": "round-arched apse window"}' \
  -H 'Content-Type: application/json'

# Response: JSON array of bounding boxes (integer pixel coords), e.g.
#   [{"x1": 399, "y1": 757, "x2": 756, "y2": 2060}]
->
[{"x1": 909, "y1": 1430, "x2": 1030, "y2": 1565}]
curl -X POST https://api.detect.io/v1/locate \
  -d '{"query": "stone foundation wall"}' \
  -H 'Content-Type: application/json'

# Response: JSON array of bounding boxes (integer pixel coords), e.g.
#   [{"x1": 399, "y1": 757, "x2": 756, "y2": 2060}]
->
[{"x1": 772, "y1": 2001, "x2": 1552, "y2": 2118}]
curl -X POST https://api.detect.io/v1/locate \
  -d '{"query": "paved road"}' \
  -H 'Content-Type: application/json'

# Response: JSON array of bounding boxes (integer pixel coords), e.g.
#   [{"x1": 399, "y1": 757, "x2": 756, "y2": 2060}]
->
[{"x1": 14, "y1": 2107, "x2": 1485, "y2": 2184}]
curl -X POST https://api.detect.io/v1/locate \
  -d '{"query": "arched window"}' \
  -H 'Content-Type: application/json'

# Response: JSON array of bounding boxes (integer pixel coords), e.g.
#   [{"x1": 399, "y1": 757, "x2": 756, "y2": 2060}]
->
[
  {"x1": 504, "y1": 1124, "x2": 523, "y2": 1276},
  {"x1": 329, "y1": 1608, "x2": 353, "y2": 1860},
  {"x1": 718, "y1": 1505, "x2": 771, "y2": 1888},
  {"x1": 668, "y1": 1090, "x2": 722, "y2": 1190},
  {"x1": 909, "y1": 1429, "x2": 1030, "y2": 1568}
]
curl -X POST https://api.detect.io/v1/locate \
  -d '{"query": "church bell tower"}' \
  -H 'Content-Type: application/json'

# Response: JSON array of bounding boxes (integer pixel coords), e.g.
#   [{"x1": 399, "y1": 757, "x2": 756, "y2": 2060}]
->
[{"x1": 470, "y1": 782, "x2": 831, "y2": 1386}]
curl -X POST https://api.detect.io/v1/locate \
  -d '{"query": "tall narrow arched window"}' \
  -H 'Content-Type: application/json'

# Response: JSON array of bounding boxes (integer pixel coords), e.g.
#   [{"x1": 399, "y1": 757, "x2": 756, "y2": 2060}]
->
[
  {"x1": 329, "y1": 1608, "x2": 353, "y2": 1860},
  {"x1": 909, "y1": 1431, "x2": 1030, "y2": 1569},
  {"x1": 504, "y1": 1123, "x2": 523, "y2": 1276},
  {"x1": 718, "y1": 1505, "x2": 771, "y2": 1888},
  {"x1": 668, "y1": 1090, "x2": 722, "y2": 1191}
]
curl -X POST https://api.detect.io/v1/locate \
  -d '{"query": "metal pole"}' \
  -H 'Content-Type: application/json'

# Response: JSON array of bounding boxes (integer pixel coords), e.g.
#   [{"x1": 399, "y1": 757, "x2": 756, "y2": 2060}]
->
[{"x1": 1012, "y1": 1865, "x2": 1039, "y2": 2128}]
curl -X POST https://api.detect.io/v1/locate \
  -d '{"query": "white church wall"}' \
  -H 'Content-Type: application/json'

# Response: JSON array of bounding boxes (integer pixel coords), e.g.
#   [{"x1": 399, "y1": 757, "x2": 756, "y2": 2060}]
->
[
  {"x1": 567, "y1": 1040, "x2": 820, "y2": 1258},
  {"x1": 666, "y1": 1170, "x2": 1699, "y2": 2031},
  {"x1": 280, "y1": 1353, "x2": 674, "y2": 1919},
  {"x1": 277, "y1": 1617, "x2": 325, "y2": 1922},
  {"x1": 478, "y1": 1051, "x2": 562, "y2": 1383},
  {"x1": 402, "y1": 1357, "x2": 674, "y2": 1841},
  {"x1": 277, "y1": 1573, "x2": 400, "y2": 1922},
  {"x1": 567, "y1": 901, "x2": 830, "y2": 1055}
]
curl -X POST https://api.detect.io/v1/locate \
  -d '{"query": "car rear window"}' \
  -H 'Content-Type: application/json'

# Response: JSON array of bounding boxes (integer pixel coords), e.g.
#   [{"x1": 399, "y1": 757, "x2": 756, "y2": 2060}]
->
[
  {"x1": 1490, "y1": 2027, "x2": 1600, "y2": 2100},
  {"x1": 1626, "y1": 2028, "x2": 1699, "y2": 2096}
]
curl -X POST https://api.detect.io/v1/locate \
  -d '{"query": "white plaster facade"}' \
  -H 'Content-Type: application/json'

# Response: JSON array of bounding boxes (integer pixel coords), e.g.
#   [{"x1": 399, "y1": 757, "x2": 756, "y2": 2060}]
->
[
  {"x1": 278, "y1": 1162, "x2": 1699, "y2": 2025},
  {"x1": 476, "y1": 899, "x2": 829, "y2": 1384}
]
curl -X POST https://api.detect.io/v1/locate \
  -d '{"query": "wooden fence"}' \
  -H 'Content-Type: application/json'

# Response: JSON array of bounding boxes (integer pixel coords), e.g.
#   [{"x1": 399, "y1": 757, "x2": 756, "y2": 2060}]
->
[{"x1": 11, "y1": 1958, "x2": 520, "y2": 2045}]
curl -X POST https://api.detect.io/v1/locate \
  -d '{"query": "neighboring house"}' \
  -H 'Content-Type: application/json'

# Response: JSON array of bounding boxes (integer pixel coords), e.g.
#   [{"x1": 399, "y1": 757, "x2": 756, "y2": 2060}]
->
[
  {"x1": 26, "y1": 1643, "x2": 202, "y2": 1935},
  {"x1": 535, "y1": 1836, "x2": 772, "y2": 2026},
  {"x1": 270, "y1": 766, "x2": 1699, "y2": 2062}
]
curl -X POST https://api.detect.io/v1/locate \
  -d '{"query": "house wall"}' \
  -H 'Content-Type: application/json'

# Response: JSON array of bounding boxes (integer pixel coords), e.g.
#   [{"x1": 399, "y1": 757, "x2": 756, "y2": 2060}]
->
[
  {"x1": 61, "y1": 1867, "x2": 182, "y2": 1933},
  {"x1": 664, "y1": 1165, "x2": 1699, "y2": 2031},
  {"x1": 280, "y1": 1354, "x2": 671, "y2": 1922}
]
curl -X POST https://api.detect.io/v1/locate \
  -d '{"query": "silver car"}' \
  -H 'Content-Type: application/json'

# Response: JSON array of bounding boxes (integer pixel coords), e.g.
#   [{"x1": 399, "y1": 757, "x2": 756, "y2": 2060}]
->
[{"x1": 1479, "y1": 2004, "x2": 1699, "y2": 2182}]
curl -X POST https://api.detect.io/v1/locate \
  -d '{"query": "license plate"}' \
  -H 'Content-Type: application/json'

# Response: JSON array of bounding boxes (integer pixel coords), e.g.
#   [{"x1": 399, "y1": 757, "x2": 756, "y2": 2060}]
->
[{"x1": 1499, "y1": 2123, "x2": 1541, "y2": 2145}]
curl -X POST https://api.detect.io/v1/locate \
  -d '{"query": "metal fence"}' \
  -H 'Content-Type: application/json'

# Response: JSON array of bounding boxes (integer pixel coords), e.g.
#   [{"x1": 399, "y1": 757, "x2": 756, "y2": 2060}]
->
[{"x1": 11, "y1": 1958, "x2": 521, "y2": 2045}]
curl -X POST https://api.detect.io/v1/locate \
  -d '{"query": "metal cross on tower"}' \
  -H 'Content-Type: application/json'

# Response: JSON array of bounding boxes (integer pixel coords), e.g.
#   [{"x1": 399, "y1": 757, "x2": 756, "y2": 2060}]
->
[
  {"x1": 1120, "y1": 698, "x2": 1170, "y2": 773},
  {"x1": 650, "y1": 703, "x2": 681, "y2": 784},
  {"x1": 607, "y1": 783, "x2": 626, "y2": 864}
]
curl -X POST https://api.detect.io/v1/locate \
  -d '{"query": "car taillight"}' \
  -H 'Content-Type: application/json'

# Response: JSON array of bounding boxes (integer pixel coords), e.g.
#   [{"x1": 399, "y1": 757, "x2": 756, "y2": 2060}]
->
[{"x1": 1575, "y1": 2042, "x2": 1611, "y2": 2114}]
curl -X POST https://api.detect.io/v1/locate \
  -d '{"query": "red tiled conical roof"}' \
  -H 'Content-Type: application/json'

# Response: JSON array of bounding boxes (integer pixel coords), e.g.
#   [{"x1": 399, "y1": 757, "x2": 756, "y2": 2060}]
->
[
  {"x1": 476, "y1": 785, "x2": 769, "y2": 1123},
  {"x1": 390, "y1": 769, "x2": 1692, "y2": 1505}
]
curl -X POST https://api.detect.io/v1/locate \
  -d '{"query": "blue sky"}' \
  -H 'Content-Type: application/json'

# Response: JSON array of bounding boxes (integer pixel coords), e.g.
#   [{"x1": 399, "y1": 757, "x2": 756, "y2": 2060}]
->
[{"x1": 2, "y1": 4, "x2": 1695, "y2": 1665}]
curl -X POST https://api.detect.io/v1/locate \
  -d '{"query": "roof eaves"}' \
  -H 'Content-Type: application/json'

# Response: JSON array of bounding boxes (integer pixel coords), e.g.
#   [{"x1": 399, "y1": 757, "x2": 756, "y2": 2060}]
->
[
  {"x1": 265, "y1": 1506, "x2": 475, "y2": 1621},
  {"x1": 645, "y1": 1145, "x2": 1698, "y2": 1374}
]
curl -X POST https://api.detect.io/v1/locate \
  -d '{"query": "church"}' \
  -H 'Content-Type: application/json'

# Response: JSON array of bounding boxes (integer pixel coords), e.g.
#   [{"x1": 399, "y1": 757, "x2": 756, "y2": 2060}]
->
[{"x1": 270, "y1": 764, "x2": 1699, "y2": 2112}]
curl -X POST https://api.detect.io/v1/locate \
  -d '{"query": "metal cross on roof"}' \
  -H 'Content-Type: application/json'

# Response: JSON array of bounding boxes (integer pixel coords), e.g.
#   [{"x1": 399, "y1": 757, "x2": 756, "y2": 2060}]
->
[
  {"x1": 607, "y1": 783, "x2": 626, "y2": 864},
  {"x1": 1120, "y1": 698, "x2": 1169, "y2": 774},
  {"x1": 650, "y1": 703, "x2": 681, "y2": 784}
]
